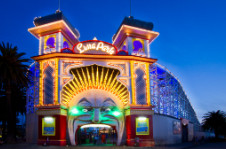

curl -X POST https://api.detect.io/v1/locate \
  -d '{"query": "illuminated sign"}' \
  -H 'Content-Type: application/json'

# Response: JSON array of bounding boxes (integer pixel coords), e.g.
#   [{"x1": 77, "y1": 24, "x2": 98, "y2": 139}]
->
[
  {"x1": 42, "y1": 117, "x2": 56, "y2": 136},
  {"x1": 136, "y1": 117, "x2": 149, "y2": 135},
  {"x1": 73, "y1": 40, "x2": 117, "y2": 55}
]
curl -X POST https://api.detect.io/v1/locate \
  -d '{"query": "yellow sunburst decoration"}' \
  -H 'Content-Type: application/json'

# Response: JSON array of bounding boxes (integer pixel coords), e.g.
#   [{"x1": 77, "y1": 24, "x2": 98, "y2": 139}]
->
[{"x1": 61, "y1": 64, "x2": 129, "y2": 107}]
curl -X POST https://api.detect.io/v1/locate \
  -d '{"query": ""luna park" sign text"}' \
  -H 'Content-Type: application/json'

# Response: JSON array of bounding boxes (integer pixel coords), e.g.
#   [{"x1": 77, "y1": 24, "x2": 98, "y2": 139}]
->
[{"x1": 73, "y1": 40, "x2": 117, "y2": 55}]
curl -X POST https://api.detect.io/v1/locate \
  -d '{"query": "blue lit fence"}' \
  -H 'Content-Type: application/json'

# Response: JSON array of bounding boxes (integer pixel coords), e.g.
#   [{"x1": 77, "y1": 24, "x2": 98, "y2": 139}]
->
[{"x1": 150, "y1": 63, "x2": 199, "y2": 125}]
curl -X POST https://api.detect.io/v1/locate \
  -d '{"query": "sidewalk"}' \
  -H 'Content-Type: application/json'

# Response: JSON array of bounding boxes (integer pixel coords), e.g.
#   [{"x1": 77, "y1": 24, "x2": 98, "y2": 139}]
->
[
  {"x1": 153, "y1": 142, "x2": 204, "y2": 149},
  {"x1": 0, "y1": 142, "x2": 205, "y2": 149}
]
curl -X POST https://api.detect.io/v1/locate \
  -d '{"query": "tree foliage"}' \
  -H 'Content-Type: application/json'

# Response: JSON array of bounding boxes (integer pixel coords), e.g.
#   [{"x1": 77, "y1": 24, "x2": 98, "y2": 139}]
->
[
  {"x1": 202, "y1": 110, "x2": 226, "y2": 138},
  {"x1": 0, "y1": 42, "x2": 30, "y2": 143},
  {"x1": 0, "y1": 42, "x2": 30, "y2": 87}
]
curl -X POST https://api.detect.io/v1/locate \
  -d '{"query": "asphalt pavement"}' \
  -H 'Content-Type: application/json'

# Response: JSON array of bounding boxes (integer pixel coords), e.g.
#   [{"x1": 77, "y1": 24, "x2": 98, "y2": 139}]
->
[{"x1": 0, "y1": 142, "x2": 225, "y2": 149}]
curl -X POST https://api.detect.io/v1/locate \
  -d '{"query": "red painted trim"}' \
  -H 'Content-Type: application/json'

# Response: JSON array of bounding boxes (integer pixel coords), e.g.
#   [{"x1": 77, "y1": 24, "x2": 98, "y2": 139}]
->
[
  {"x1": 38, "y1": 115, "x2": 67, "y2": 146},
  {"x1": 126, "y1": 115, "x2": 154, "y2": 147},
  {"x1": 60, "y1": 48, "x2": 74, "y2": 53},
  {"x1": 117, "y1": 50, "x2": 128, "y2": 55},
  {"x1": 72, "y1": 40, "x2": 118, "y2": 54}
]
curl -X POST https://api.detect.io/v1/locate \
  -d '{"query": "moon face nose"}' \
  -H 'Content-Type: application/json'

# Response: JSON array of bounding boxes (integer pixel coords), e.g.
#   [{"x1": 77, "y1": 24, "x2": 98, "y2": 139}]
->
[{"x1": 93, "y1": 108, "x2": 100, "y2": 123}]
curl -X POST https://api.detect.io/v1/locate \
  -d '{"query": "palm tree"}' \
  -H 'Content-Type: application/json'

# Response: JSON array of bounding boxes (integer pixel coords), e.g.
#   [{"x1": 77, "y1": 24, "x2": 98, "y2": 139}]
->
[
  {"x1": 0, "y1": 42, "x2": 30, "y2": 143},
  {"x1": 202, "y1": 110, "x2": 226, "y2": 139}
]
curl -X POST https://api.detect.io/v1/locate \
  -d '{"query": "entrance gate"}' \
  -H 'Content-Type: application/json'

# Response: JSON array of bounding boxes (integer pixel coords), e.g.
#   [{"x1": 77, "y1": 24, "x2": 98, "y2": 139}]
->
[{"x1": 76, "y1": 124, "x2": 117, "y2": 146}]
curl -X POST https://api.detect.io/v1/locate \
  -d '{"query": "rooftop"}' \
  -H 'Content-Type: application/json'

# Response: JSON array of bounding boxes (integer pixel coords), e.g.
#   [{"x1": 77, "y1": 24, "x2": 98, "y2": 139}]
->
[
  {"x1": 113, "y1": 16, "x2": 154, "y2": 41},
  {"x1": 33, "y1": 11, "x2": 80, "y2": 38}
]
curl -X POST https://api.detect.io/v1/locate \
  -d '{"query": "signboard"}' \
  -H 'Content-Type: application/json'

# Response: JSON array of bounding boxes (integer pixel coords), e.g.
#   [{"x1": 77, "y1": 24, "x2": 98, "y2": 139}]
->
[
  {"x1": 173, "y1": 121, "x2": 181, "y2": 134},
  {"x1": 73, "y1": 40, "x2": 117, "y2": 55},
  {"x1": 136, "y1": 117, "x2": 149, "y2": 135},
  {"x1": 42, "y1": 117, "x2": 56, "y2": 136}
]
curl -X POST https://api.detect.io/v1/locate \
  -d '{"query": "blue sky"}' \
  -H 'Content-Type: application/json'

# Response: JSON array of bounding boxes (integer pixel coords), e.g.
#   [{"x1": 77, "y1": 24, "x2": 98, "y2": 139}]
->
[{"x1": 0, "y1": 0, "x2": 226, "y2": 122}]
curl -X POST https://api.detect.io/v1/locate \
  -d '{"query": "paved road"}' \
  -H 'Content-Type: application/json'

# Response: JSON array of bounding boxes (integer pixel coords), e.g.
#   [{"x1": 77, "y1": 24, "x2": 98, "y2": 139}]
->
[
  {"x1": 0, "y1": 142, "x2": 225, "y2": 149},
  {"x1": 187, "y1": 142, "x2": 226, "y2": 149}
]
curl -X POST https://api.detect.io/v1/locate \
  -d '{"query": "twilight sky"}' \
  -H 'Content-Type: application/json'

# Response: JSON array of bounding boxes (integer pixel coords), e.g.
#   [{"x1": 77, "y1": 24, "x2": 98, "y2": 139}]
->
[{"x1": 0, "y1": 0, "x2": 226, "y2": 122}]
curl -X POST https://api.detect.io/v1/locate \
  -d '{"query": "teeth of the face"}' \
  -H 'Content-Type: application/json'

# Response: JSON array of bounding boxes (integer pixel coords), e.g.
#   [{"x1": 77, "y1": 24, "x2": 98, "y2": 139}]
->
[
  {"x1": 116, "y1": 119, "x2": 124, "y2": 145},
  {"x1": 68, "y1": 116, "x2": 76, "y2": 145},
  {"x1": 73, "y1": 122, "x2": 79, "y2": 145},
  {"x1": 110, "y1": 120, "x2": 122, "y2": 146},
  {"x1": 68, "y1": 116, "x2": 85, "y2": 145},
  {"x1": 115, "y1": 124, "x2": 119, "y2": 145}
]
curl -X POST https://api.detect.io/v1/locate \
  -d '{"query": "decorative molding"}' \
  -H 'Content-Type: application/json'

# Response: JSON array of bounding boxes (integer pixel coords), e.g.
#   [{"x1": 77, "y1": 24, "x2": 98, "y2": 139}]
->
[
  {"x1": 129, "y1": 109, "x2": 154, "y2": 116},
  {"x1": 36, "y1": 109, "x2": 67, "y2": 116},
  {"x1": 119, "y1": 78, "x2": 130, "y2": 86},
  {"x1": 61, "y1": 77, "x2": 72, "y2": 86},
  {"x1": 61, "y1": 60, "x2": 83, "y2": 75},
  {"x1": 32, "y1": 53, "x2": 157, "y2": 64},
  {"x1": 107, "y1": 62, "x2": 129, "y2": 76}
]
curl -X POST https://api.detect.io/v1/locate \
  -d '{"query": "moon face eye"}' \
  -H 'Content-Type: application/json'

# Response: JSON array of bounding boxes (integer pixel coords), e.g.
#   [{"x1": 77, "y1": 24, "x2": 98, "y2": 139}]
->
[
  {"x1": 100, "y1": 107, "x2": 112, "y2": 112},
  {"x1": 82, "y1": 109, "x2": 88, "y2": 112},
  {"x1": 105, "y1": 108, "x2": 111, "y2": 112}
]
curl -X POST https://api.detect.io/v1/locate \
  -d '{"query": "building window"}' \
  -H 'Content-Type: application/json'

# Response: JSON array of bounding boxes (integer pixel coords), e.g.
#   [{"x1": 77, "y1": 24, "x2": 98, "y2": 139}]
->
[
  {"x1": 135, "y1": 68, "x2": 146, "y2": 105},
  {"x1": 43, "y1": 66, "x2": 54, "y2": 104}
]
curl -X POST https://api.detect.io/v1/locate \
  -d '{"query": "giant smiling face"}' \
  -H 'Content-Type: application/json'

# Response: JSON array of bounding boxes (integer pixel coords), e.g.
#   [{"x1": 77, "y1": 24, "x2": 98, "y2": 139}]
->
[{"x1": 68, "y1": 89, "x2": 125, "y2": 145}]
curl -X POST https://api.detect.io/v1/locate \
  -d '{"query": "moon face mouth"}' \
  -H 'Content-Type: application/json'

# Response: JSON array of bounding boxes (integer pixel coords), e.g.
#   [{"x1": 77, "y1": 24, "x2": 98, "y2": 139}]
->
[
  {"x1": 68, "y1": 114, "x2": 125, "y2": 146},
  {"x1": 75, "y1": 124, "x2": 118, "y2": 145},
  {"x1": 68, "y1": 117, "x2": 124, "y2": 146},
  {"x1": 67, "y1": 89, "x2": 125, "y2": 146}
]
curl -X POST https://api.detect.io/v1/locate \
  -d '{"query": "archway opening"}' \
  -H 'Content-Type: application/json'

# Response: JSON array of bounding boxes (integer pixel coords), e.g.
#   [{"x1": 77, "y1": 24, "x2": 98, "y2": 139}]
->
[{"x1": 76, "y1": 124, "x2": 117, "y2": 146}]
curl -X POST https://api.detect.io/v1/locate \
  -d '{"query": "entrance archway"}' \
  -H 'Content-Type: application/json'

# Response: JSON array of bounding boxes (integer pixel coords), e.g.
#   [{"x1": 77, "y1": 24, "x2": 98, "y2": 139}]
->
[
  {"x1": 61, "y1": 64, "x2": 129, "y2": 146},
  {"x1": 76, "y1": 124, "x2": 117, "y2": 146}
]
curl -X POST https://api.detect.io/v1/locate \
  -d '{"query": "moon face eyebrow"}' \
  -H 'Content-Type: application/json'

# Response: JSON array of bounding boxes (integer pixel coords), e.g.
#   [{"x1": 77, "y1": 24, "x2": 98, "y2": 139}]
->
[
  {"x1": 78, "y1": 98, "x2": 92, "y2": 107},
  {"x1": 102, "y1": 98, "x2": 116, "y2": 107}
]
